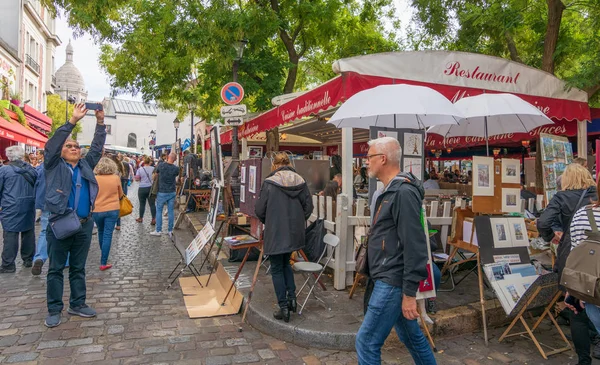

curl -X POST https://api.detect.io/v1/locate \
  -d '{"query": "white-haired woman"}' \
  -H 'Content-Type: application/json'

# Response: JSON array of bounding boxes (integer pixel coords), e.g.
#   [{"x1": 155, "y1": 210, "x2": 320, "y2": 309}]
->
[{"x1": 92, "y1": 157, "x2": 123, "y2": 271}]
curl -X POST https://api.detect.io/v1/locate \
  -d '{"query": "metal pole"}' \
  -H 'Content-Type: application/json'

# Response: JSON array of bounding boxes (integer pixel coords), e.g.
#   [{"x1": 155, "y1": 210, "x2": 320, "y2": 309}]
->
[
  {"x1": 230, "y1": 59, "x2": 240, "y2": 207},
  {"x1": 190, "y1": 110, "x2": 194, "y2": 153},
  {"x1": 65, "y1": 88, "x2": 69, "y2": 122},
  {"x1": 485, "y1": 116, "x2": 490, "y2": 157},
  {"x1": 175, "y1": 128, "x2": 178, "y2": 147}
]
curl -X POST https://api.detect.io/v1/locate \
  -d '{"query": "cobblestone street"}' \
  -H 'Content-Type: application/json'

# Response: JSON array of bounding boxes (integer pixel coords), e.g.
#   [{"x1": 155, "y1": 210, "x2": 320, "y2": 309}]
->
[{"x1": 0, "y1": 184, "x2": 595, "y2": 364}]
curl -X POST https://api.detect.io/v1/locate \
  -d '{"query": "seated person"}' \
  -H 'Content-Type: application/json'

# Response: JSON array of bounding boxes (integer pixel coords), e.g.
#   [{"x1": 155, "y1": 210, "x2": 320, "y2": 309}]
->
[{"x1": 423, "y1": 172, "x2": 440, "y2": 190}]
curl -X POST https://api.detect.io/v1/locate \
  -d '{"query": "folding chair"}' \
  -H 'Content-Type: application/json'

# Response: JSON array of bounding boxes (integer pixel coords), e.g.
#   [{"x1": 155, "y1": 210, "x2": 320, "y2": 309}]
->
[{"x1": 293, "y1": 233, "x2": 339, "y2": 315}]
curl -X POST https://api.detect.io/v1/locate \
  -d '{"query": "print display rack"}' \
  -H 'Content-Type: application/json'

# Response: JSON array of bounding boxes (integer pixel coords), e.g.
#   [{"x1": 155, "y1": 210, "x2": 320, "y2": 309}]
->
[
  {"x1": 475, "y1": 215, "x2": 570, "y2": 359},
  {"x1": 471, "y1": 159, "x2": 521, "y2": 215}
]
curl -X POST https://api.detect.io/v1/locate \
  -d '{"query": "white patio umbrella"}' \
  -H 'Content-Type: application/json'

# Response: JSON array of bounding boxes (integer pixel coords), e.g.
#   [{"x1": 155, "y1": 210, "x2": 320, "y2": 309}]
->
[
  {"x1": 428, "y1": 93, "x2": 554, "y2": 155},
  {"x1": 326, "y1": 84, "x2": 463, "y2": 129}
]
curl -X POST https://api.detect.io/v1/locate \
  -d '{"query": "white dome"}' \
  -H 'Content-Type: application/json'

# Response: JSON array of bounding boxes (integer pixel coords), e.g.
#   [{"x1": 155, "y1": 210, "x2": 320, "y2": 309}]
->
[{"x1": 55, "y1": 40, "x2": 87, "y2": 101}]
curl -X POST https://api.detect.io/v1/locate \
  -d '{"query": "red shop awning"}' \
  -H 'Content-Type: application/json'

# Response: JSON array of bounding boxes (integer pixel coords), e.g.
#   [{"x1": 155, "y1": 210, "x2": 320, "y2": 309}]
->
[
  {"x1": 23, "y1": 105, "x2": 52, "y2": 132},
  {"x1": 0, "y1": 116, "x2": 46, "y2": 148}
]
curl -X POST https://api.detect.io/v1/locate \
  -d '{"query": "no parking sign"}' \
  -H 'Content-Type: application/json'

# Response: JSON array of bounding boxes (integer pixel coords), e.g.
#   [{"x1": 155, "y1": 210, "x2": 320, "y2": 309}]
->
[{"x1": 221, "y1": 82, "x2": 244, "y2": 105}]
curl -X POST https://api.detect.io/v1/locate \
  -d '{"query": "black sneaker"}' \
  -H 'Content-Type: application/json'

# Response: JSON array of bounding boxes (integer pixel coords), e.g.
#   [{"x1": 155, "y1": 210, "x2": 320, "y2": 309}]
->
[
  {"x1": 67, "y1": 305, "x2": 96, "y2": 318},
  {"x1": 23, "y1": 260, "x2": 32, "y2": 268},
  {"x1": 31, "y1": 259, "x2": 43, "y2": 276},
  {"x1": 0, "y1": 267, "x2": 15, "y2": 273}
]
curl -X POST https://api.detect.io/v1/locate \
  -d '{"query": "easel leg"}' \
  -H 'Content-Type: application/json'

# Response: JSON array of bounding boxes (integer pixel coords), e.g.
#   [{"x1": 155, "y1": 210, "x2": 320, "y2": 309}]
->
[
  {"x1": 221, "y1": 248, "x2": 251, "y2": 306},
  {"x1": 242, "y1": 244, "x2": 264, "y2": 323},
  {"x1": 476, "y1": 251, "x2": 488, "y2": 345},
  {"x1": 206, "y1": 221, "x2": 227, "y2": 287},
  {"x1": 418, "y1": 304, "x2": 437, "y2": 352},
  {"x1": 520, "y1": 316, "x2": 548, "y2": 360},
  {"x1": 440, "y1": 246, "x2": 459, "y2": 277},
  {"x1": 499, "y1": 286, "x2": 543, "y2": 342},
  {"x1": 348, "y1": 273, "x2": 363, "y2": 299}
]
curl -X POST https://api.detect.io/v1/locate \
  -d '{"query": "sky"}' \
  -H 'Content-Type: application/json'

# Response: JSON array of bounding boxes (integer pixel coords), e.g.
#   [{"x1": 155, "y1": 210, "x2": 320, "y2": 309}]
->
[{"x1": 53, "y1": 0, "x2": 413, "y2": 103}]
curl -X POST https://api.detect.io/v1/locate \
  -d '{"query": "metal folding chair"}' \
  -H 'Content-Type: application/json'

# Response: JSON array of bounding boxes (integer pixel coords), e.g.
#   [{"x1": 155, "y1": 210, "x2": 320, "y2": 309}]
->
[{"x1": 293, "y1": 233, "x2": 339, "y2": 315}]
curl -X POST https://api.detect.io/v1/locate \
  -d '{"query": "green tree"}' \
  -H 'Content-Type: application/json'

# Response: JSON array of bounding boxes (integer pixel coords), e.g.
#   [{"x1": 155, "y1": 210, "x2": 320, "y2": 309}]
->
[
  {"x1": 46, "y1": 94, "x2": 82, "y2": 139},
  {"x1": 407, "y1": 0, "x2": 600, "y2": 105}
]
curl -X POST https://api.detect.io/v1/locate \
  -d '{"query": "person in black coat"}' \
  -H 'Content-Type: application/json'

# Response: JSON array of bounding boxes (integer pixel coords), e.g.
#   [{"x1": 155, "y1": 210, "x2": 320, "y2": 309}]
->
[
  {"x1": 255, "y1": 153, "x2": 313, "y2": 322},
  {"x1": 537, "y1": 163, "x2": 597, "y2": 365}
]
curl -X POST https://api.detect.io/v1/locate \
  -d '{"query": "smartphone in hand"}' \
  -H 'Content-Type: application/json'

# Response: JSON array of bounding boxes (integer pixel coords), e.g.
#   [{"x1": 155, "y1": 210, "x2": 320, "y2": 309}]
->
[{"x1": 84, "y1": 102, "x2": 103, "y2": 111}]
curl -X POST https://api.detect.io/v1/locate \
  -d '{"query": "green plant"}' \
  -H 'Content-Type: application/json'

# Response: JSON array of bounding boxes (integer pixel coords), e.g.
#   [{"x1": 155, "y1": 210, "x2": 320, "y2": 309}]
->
[
  {"x1": 9, "y1": 90, "x2": 21, "y2": 101},
  {"x1": 9, "y1": 104, "x2": 27, "y2": 126},
  {"x1": 0, "y1": 107, "x2": 9, "y2": 121}
]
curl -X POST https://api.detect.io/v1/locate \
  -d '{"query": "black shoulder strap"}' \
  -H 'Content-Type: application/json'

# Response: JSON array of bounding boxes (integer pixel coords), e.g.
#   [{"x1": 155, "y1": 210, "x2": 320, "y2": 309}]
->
[
  {"x1": 568, "y1": 188, "x2": 590, "y2": 229},
  {"x1": 9, "y1": 163, "x2": 35, "y2": 187},
  {"x1": 586, "y1": 206, "x2": 599, "y2": 233}
]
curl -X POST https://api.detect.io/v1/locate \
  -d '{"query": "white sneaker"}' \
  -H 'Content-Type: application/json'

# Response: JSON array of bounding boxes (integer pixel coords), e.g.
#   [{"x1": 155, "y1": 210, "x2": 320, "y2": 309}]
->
[{"x1": 150, "y1": 231, "x2": 162, "y2": 236}]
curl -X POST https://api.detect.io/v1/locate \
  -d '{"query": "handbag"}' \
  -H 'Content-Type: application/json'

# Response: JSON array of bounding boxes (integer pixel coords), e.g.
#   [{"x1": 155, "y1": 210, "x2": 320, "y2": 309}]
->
[
  {"x1": 49, "y1": 171, "x2": 82, "y2": 240},
  {"x1": 119, "y1": 194, "x2": 133, "y2": 217},
  {"x1": 356, "y1": 202, "x2": 384, "y2": 276},
  {"x1": 150, "y1": 168, "x2": 159, "y2": 197}
]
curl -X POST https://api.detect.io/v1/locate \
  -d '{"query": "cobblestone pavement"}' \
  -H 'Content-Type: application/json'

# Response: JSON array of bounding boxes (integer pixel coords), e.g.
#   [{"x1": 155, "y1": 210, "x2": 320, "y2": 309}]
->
[{"x1": 0, "y1": 183, "x2": 596, "y2": 364}]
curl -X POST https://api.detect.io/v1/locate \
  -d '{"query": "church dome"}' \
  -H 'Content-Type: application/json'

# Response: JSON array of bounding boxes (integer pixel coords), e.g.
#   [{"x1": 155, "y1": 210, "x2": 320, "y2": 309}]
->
[{"x1": 55, "y1": 40, "x2": 88, "y2": 101}]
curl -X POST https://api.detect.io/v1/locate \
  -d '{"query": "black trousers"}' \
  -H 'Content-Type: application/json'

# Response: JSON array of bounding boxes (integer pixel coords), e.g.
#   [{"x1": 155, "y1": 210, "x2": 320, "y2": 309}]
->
[
  {"x1": 46, "y1": 219, "x2": 93, "y2": 314},
  {"x1": 269, "y1": 253, "x2": 296, "y2": 308},
  {"x1": 138, "y1": 187, "x2": 156, "y2": 219},
  {"x1": 1, "y1": 229, "x2": 35, "y2": 270},
  {"x1": 571, "y1": 308, "x2": 593, "y2": 365}
]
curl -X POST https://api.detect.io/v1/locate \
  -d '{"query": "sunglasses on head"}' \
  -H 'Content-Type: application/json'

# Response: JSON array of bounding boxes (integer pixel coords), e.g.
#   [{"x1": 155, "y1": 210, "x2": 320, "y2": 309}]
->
[{"x1": 64, "y1": 143, "x2": 81, "y2": 150}]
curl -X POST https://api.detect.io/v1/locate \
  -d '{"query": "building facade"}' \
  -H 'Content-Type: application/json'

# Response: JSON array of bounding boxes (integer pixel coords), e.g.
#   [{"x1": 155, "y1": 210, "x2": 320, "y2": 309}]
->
[{"x1": 55, "y1": 40, "x2": 87, "y2": 102}]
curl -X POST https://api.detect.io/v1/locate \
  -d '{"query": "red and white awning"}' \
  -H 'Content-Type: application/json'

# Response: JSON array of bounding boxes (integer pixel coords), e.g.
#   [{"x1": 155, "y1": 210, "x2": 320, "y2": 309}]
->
[{"x1": 218, "y1": 51, "x2": 590, "y2": 148}]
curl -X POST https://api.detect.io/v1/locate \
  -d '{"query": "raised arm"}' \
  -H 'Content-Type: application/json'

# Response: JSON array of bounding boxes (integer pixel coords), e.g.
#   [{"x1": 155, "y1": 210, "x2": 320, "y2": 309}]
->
[{"x1": 84, "y1": 107, "x2": 107, "y2": 170}]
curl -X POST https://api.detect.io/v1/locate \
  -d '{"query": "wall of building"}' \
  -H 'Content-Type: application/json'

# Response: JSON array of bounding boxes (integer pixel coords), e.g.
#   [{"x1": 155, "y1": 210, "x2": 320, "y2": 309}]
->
[
  {"x1": 155, "y1": 109, "x2": 193, "y2": 148},
  {"x1": 79, "y1": 112, "x2": 157, "y2": 154}
]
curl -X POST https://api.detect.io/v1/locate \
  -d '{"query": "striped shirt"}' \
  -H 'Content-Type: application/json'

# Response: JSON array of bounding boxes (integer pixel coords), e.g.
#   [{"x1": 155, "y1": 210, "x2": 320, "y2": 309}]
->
[{"x1": 569, "y1": 205, "x2": 600, "y2": 249}]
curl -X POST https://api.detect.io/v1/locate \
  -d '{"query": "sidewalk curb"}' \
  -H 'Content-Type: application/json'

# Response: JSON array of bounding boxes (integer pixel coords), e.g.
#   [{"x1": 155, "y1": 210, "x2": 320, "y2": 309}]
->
[{"x1": 184, "y1": 214, "x2": 513, "y2": 350}]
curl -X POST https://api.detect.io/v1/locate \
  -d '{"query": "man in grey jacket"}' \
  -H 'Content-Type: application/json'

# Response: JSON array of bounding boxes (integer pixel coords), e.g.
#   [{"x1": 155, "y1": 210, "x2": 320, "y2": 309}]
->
[{"x1": 355, "y1": 137, "x2": 436, "y2": 365}]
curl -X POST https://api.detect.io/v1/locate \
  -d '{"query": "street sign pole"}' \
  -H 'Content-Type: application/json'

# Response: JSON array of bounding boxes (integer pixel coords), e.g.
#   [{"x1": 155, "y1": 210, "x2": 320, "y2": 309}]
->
[{"x1": 221, "y1": 78, "x2": 245, "y2": 208}]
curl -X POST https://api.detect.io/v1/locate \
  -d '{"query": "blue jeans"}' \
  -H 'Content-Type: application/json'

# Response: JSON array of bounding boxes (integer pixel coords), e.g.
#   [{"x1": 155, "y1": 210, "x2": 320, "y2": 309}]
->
[
  {"x1": 46, "y1": 218, "x2": 93, "y2": 314},
  {"x1": 34, "y1": 211, "x2": 69, "y2": 266},
  {"x1": 356, "y1": 280, "x2": 437, "y2": 365},
  {"x1": 586, "y1": 304, "x2": 600, "y2": 334},
  {"x1": 156, "y1": 192, "x2": 176, "y2": 233},
  {"x1": 92, "y1": 210, "x2": 119, "y2": 266}
]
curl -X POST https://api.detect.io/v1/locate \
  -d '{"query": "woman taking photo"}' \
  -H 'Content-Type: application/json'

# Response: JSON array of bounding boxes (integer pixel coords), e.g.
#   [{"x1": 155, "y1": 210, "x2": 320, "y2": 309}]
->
[
  {"x1": 255, "y1": 153, "x2": 313, "y2": 322},
  {"x1": 134, "y1": 156, "x2": 156, "y2": 225},
  {"x1": 92, "y1": 157, "x2": 123, "y2": 271},
  {"x1": 538, "y1": 163, "x2": 597, "y2": 365}
]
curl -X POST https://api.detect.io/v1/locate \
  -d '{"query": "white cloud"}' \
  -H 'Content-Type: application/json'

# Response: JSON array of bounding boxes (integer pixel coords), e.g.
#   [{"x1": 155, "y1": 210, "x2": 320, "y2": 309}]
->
[{"x1": 54, "y1": 13, "x2": 141, "y2": 102}]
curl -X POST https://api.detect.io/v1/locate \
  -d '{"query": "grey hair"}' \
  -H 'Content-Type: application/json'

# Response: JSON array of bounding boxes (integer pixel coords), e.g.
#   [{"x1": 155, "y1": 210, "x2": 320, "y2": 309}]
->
[
  {"x1": 5, "y1": 146, "x2": 25, "y2": 162},
  {"x1": 367, "y1": 137, "x2": 402, "y2": 164},
  {"x1": 80, "y1": 148, "x2": 89, "y2": 158}
]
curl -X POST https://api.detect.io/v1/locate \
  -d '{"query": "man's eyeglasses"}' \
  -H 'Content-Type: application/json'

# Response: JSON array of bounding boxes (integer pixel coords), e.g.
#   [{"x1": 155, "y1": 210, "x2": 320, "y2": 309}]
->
[
  {"x1": 365, "y1": 153, "x2": 384, "y2": 161},
  {"x1": 64, "y1": 144, "x2": 81, "y2": 150}
]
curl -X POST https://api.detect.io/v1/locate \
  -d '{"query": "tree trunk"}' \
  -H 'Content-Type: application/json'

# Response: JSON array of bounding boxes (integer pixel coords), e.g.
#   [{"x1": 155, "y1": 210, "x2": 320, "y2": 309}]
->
[
  {"x1": 283, "y1": 56, "x2": 299, "y2": 94},
  {"x1": 265, "y1": 127, "x2": 279, "y2": 155},
  {"x1": 541, "y1": 0, "x2": 565, "y2": 74},
  {"x1": 505, "y1": 31, "x2": 522, "y2": 64}
]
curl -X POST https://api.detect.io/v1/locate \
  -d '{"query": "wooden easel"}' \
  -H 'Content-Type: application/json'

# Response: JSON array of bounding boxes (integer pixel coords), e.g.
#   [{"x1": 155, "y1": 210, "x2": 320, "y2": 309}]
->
[{"x1": 498, "y1": 286, "x2": 571, "y2": 359}]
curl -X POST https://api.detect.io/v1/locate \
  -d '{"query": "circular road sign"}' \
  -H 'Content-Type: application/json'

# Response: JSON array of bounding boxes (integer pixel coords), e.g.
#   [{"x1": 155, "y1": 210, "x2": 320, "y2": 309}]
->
[{"x1": 221, "y1": 82, "x2": 244, "y2": 105}]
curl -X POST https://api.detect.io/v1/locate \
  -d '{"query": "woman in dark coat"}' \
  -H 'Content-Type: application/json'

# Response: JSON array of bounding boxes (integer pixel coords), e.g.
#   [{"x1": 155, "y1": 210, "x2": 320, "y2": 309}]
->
[
  {"x1": 537, "y1": 163, "x2": 597, "y2": 365},
  {"x1": 255, "y1": 153, "x2": 313, "y2": 322}
]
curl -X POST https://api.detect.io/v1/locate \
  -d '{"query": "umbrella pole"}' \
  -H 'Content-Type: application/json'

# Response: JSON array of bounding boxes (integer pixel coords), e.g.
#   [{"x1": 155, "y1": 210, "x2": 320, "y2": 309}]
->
[
  {"x1": 485, "y1": 116, "x2": 489, "y2": 157},
  {"x1": 394, "y1": 114, "x2": 397, "y2": 129}
]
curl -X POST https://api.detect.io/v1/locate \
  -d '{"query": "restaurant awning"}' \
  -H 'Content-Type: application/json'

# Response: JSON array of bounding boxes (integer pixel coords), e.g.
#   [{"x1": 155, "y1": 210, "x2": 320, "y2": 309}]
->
[
  {"x1": 218, "y1": 51, "x2": 590, "y2": 149},
  {"x1": 0, "y1": 116, "x2": 46, "y2": 148},
  {"x1": 23, "y1": 105, "x2": 52, "y2": 133}
]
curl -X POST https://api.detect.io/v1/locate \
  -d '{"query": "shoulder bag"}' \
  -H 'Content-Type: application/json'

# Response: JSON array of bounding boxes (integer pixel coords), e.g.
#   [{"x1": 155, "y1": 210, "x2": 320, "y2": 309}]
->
[
  {"x1": 355, "y1": 200, "x2": 384, "y2": 276},
  {"x1": 49, "y1": 171, "x2": 82, "y2": 240},
  {"x1": 119, "y1": 193, "x2": 133, "y2": 217},
  {"x1": 150, "y1": 166, "x2": 159, "y2": 197}
]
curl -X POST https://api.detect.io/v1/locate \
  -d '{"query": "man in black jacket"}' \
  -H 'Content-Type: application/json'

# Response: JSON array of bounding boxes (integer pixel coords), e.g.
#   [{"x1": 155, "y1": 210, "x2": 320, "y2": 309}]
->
[
  {"x1": 44, "y1": 103, "x2": 106, "y2": 328},
  {"x1": 355, "y1": 137, "x2": 436, "y2": 365}
]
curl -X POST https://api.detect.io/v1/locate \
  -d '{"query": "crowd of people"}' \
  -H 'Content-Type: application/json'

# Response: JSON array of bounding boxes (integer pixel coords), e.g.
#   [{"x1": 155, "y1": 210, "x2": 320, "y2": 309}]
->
[{"x1": 0, "y1": 103, "x2": 192, "y2": 328}]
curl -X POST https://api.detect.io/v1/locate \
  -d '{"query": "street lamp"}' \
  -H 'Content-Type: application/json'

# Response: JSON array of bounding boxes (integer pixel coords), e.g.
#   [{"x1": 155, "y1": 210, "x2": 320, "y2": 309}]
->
[
  {"x1": 173, "y1": 118, "x2": 180, "y2": 150},
  {"x1": 149, "y1": 130, "x2": 156, "y2": 158},
  {"x1": 231, "y1": 39, "x2": 248, "y2": 207}
]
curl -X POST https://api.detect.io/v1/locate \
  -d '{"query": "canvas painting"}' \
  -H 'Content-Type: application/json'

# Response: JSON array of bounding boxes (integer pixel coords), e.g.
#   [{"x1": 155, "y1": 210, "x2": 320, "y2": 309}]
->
[
  {"x1": 508, "y1": 218, "x2": 529, "y2": 247},
  {"x1": 377, "y1": 130, "x2": 398, "y2": 139},
  {"x1": 565, "y1": 142, "x2": 574, "y2": 163},
  {"x1": 207, "y1": 185, "x2": 221, "y2": 228},
  {"x1": 546, "y1": 189, "x2": 557, "y2": 203},
  {"x1": 403, "y1": 157, "x2": 423, "y2": 180},
  {"x1": 501, "y1": 188, "x2": 522, "y2": 213},
  {"x1": 553, "y1": 140, "x2": 566, "y2": 161},
  {"x1": 472, "y1": 156, "x2": 494, "y2": 196},
  {"x1": 554, "y1": 162, "x2": 566, "y2": 177},
  {"x1": 541, "y1": 136, "x2": 555, "y2": 161},
  {"x1": 210, "y1": 125, "x2": 225, "y2": 186},
  {"x1": 240, "y1": 185, "x2": 245, "y2": 203},
  {"x1": 248, "y1": 146, "x2": 263, "y2": 159},
  {"x1": 543, "y1": 164, "x2": 557, "y2": 190},
  {"x1": 490, "y1": 218, "x2": 512, "y2": 248},
  {"x1": 248, "y1": 166, "x2": 257, "y2": 194},
  {"x1": 240, "y1": 166, "x2": 246, "y2": 184},
  {"x1": 404, "y1": 133, "x2": 423, "y2": 156},
  {"x1": 501, "y1": 159, "x2": 520, "y2": 184}
]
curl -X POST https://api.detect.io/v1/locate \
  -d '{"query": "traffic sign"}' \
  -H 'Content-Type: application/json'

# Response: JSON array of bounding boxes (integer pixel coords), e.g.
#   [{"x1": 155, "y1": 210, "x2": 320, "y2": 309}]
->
[
  {"x1": 224, "y1": 118, "x2": 243, "y2": 126},
  {"x1": 221, "y1": 82, "x2": 244, "y2": 105},
  {"x1": 220, "y1": 104, "x2": 247, "y2": 118}
]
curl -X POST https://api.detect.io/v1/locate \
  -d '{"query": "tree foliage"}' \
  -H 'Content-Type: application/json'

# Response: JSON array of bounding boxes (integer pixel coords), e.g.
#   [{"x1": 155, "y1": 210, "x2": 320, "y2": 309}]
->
[
  {"x1": 47, "y1": 94, "x2": 81, "y2": 139},
  {"x1": 407, "y1": 0, "x2": 600, "y2": 105},
  {"x1": 43, "y1": 0, "x2": 399, "y2": 121}
]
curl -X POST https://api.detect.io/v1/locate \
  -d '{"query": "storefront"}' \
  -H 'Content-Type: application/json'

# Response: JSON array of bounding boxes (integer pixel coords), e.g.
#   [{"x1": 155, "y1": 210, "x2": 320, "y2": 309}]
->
[{"x1": 0, "y1": 109, "x2": 47, "y2": 159}]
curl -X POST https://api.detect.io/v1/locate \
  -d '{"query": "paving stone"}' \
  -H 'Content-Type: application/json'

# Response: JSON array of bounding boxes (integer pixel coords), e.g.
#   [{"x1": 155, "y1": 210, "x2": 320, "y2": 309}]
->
[
  {"x1": 142, "y1": 345, "x2": 169, "y2": 355},
  {"x1": 17, "y1": 333, "x2": 41, "y2": 345},
  {"x1": 36, "y1": 340, "x2": 66, "y2": 350},
  {"x1": 0, "y1": 335, "x2": 19, "y2": 347},
  {"x1": 210, "y1": 347, "x2": 236, "y2": 356},
  {"x1": 41, "y1": 346, "x2": 74, "y2": 358},
  {"x1": 302, "y1": 355, "x2": 321, "y2": 365},
  {"x1": 206, "y1": 355, "x2": 233, "y2": 365},
  {"x1": 225, "y1": 338, "x2": 248, "y2": 346},
  {"x1": 258, "y1": 349, "x2": 276, "y2": 359},
  {"x1": 111, "y1": 349, "x2": 139, "y2": 358},
  {"x1": 5, "y1": 352, "x2": 38, "y2": 363},
  {"x1": 232, "y1": 353, "x2": 260, "y2": 363},
  {"x1": 66, "y1": 337, "x2": 94, "y2": 347},
  {"x1": 168, "y1": 335, "x2": 191, "y2": 344},
  {"x1": 77, "y1": 344, "x2": 104, "y2": 354},
  {"x1": 77, "y1": 352, "x2": 106, "y2": 362},
  {"x1": 107, "y1": 325, "x2": 124, "y2": 334}
]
